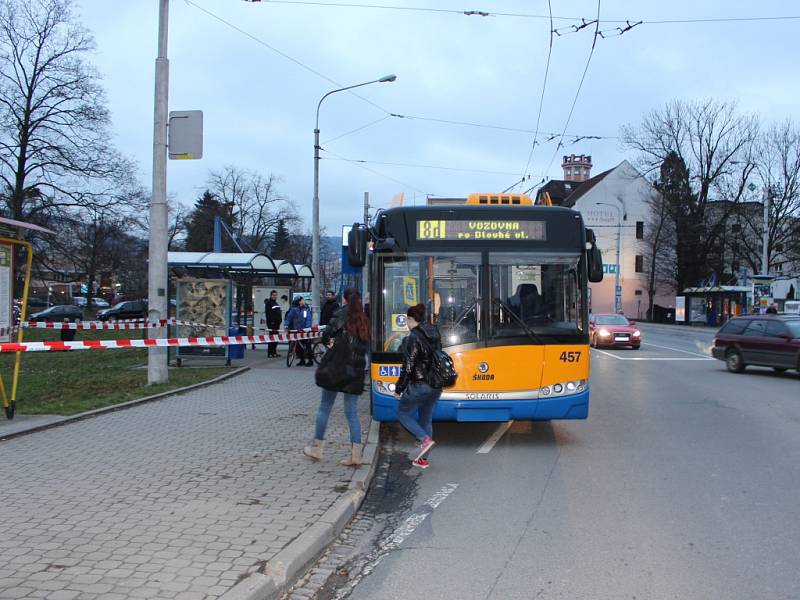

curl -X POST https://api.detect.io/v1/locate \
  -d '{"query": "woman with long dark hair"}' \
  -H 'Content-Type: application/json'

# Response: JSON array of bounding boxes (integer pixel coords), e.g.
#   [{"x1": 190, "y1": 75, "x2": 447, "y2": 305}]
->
[{"x1": 304, "y1": 288, "x2": 370, "y2": 466}]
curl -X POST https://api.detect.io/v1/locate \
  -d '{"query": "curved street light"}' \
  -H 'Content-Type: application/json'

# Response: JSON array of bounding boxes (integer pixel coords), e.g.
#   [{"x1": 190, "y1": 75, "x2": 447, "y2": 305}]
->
[{"x1": 312, "y1": 75, "x2": 397, "y2": 318}]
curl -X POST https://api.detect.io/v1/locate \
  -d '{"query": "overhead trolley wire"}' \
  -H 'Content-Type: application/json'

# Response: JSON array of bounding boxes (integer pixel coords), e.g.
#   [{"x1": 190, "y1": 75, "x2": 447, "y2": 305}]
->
[
  {"x1": 322, "y1": 155, "x2": 539, "y2": 178},
  {"x1": 544, "y1": 0, "x2": 601, "y2": 177},
  {"x1": 243, "y1": 1, "x2": 800, "y2": 26},
  {"x1": 322, "y1": 148, "x2": 432, "y2": 195},
  {"x1": 520, "y1": 0, "x2": 554, "y2": 186},
  {"x1": 184, "y1": 0, "x2": 392, "y2": 116}
]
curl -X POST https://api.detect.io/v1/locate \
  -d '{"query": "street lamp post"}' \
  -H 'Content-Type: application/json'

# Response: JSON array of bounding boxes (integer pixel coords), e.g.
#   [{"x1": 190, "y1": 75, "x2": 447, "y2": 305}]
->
[
  {"x1": 148, "y1": 0, "x2": 170, "y2": 385},
  {"x1": 598, "y1": 202, "x2": 622, "y2": 313},
  {"x1": 312, "y1": 75, "x2": 396, "y2": 320}
]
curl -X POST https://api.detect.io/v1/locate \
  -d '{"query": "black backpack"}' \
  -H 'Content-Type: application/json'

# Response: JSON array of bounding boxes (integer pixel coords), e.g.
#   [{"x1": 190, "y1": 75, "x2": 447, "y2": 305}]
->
[{"x1": 427, "y1": 343, "x2": 458, "y2": 389}]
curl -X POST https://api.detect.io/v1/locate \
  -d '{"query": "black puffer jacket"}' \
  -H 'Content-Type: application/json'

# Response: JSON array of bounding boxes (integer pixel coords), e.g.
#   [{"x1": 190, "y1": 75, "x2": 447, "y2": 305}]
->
[
  {"x1": 395, "y1": 322, "x2": 441, "y2": 394},
  {"x1": 320, "y1": 306, "x2": 368, "y2": 395}
]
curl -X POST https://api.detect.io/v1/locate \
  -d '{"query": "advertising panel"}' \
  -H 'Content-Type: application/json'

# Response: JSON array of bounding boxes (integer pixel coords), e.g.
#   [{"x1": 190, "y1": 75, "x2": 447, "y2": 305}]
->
[{"x1": 176, "y1": 278, "x2": 230, "y2": 357}]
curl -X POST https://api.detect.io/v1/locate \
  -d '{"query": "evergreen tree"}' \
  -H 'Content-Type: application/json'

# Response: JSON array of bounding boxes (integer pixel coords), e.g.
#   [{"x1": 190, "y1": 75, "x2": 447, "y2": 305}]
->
[
  {"x1": 184, "y1": 190, "x2": 235, "y2": 251},
  {"x1": 271, "y1": 218, "x2": 290, "y2": 258},
  {"x1": 656, "y1": 152, "x2": 702, "y2": 292}
]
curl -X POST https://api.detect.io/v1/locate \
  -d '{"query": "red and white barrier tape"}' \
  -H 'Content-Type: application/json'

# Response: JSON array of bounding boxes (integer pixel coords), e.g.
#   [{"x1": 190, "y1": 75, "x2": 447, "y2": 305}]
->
[
  {"x1": 19, "y1": 318, "x2": 209, "y2": 330},
  {"x1": 0, "y1": 329, "x2": 323, "y2": 353}
]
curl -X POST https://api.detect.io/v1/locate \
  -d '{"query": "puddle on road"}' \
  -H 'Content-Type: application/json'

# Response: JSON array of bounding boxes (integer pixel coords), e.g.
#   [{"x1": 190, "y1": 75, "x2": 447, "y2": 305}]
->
[{"x1": 285, "y1": 424, "x2": 422, "y2": 600}]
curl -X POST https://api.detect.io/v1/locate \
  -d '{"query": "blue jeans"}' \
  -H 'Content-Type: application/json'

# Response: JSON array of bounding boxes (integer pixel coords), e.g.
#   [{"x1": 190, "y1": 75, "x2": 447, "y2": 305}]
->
[
  {"x1": 397, "y1": 383, "x2": 440, "y2": 442},
  {"x1": 315, "y1": 388, "x2": 361, "y2": 444}
]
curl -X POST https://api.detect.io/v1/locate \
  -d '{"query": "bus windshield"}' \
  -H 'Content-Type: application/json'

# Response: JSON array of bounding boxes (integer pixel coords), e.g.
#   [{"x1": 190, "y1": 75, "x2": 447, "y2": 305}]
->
[
  {"x1": 489, "y1": 253, "x2": 582, "y2": 341},
  {"x1": 379, "y1": 253, "x2": 481, "y2": 352},
  {"x1": 376, "y1": 252, "x2": 585, "y2": 352}
]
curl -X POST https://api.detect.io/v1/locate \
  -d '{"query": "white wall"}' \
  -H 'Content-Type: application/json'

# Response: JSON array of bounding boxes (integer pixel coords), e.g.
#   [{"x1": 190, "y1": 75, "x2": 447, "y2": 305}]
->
[{"x1": 570, "y1": 161, "x2": 675, "y2": 319}]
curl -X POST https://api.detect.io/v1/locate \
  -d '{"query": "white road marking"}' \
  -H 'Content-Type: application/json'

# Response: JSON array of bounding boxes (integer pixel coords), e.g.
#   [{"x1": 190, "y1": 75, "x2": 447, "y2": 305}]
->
[
  {"x1": 334, "y1": 483, "x2": 459, "y2": 599},
  {"x1": 477, "y1": 420, "x2": 514, "y2": 454},
  {"x1": 641, "y1": 341, "x2": 711, "y2": 358},
  {"x1": 592, "y1": 349, "x2": 713, "y2": 361},
  {"x1": 592, "y1": 348, "x2": 622, "y2": 360}
]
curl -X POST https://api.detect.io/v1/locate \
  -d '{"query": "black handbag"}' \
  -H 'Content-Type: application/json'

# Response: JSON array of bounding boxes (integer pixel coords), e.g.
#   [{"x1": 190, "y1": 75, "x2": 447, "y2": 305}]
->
[{"x1": 314, "y1": 330, "x2": 352, "y2": 391}]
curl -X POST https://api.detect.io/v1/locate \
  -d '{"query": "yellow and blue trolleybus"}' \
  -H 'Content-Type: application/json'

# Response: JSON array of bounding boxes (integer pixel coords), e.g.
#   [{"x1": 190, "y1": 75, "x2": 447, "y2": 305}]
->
[{"x1": 348, "y1": 193, "x2": 604, "y2": 422}]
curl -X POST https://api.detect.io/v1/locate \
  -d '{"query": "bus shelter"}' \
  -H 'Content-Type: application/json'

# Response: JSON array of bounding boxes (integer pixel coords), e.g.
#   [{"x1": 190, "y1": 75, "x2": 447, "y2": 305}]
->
[
  {"x1": 0, "y1": 216, "x2": 54, "y2": 419},
  {"x1": 167, "y1": 252, "x2": 313, "y2": 364},
  {"x1": 681, "y1": 286, "x2": 750, "y2": 327}
]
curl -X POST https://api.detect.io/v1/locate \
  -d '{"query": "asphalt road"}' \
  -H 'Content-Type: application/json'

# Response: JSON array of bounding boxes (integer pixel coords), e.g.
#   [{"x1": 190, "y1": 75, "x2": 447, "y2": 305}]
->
[{"x1": 291, "y1": 324, "x2": 800, "y2": 600}]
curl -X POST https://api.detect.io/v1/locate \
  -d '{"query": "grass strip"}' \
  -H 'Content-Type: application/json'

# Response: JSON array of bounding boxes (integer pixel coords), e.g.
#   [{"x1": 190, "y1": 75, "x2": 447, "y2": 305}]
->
[{"x1": 0, "y1": 326, "x2": 231, "y2": 415}]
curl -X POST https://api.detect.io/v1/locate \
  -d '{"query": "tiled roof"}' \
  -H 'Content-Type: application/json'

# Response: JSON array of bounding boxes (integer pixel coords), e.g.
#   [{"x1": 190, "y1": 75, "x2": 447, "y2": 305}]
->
[{"x1": 560, "y1": 167, "x2": 615, "y2": 207}]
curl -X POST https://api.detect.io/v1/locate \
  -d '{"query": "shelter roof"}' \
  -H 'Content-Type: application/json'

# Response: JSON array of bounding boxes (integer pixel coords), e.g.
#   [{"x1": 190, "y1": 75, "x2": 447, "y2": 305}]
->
[
  {"x1": 0, "y1": 216, "x2": 54, "y2": 235},
  {"x1": 167, "y1": 252, "x2": 313, "y2": 278}
]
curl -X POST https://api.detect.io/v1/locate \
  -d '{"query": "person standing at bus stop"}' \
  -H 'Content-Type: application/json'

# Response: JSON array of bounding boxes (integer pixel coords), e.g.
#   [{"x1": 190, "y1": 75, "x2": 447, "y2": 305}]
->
[
  {"x1": 264, "y1": 290, "x2": 282, "y2": 357},
  {"x1": 319, "y1": 290, "x2": 339, "y2": 327},
  {"x1": 284, "y1": 297, "x2": 314, "y2": 366},
  {"x1": 393, "y1": 304, "x2": 442, "y2": 469},
  {"x1": 304, "y1": 288, "x2": 369, "y2": 465}
]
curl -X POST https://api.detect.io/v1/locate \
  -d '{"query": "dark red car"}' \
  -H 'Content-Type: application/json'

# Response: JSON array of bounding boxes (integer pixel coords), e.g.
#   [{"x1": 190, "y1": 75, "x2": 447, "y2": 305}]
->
[
  {"x1": 589, "y1": 313, "x2": 641, "y2": 349},
  {"x1": 712, "y1": 315, "x2": 800, "y2": 374}
]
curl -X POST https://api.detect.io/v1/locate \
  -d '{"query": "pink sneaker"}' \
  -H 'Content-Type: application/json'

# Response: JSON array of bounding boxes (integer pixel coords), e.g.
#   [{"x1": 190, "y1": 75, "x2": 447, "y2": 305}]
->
[
  {"x1": 412, "y1": 457, "x2": 429, "y2": 469},
  {"x1": 409, "y1": 436, "x2": 435, "y2": 461}
]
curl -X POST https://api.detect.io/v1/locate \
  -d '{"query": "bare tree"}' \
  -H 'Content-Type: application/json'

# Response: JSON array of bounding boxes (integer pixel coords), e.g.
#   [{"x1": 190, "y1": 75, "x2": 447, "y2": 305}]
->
[
  {"x1": 622, "y1": 99, "x2": 759, "y2": 290},
  {"x1": 206, "y1": 166, "x2": 297, "y2": 252},
  {"x1": 734, "y1": 120, "x2": 800, "y2": 277},
  {"x1": 0, "y1": 0, "x2": 131, "y2": 221}
]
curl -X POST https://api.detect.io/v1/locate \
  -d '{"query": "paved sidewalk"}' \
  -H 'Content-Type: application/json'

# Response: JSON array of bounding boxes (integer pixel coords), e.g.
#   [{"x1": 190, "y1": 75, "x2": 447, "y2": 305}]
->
[{"x1": 0, "y1": 353, "x2": 373, "y2": 599}]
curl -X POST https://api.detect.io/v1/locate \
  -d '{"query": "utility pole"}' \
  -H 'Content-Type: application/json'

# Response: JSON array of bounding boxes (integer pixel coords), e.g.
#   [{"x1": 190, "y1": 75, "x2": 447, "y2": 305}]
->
[
  {"x1": 362, "y1": 191, "x2": 369, "y2": 296},
  {"x1": 148, "y1": 0, "x2": 169, "y2": 385},
  {"x1": 761, "y1": 186, "x2": 769, "y2": 274}
]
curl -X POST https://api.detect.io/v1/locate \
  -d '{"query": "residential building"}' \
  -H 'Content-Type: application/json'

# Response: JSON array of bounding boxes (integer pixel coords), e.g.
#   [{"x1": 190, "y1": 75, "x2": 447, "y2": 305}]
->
[{"x1": 537, "y1": 157, "x2": 673, "y2": 319}]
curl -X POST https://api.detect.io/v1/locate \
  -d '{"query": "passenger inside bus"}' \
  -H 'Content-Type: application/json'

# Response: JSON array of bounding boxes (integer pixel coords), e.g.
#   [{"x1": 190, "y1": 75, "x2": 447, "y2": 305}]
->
[{"x1": 509, "y1": 283, "x2": 542, "y2": 322}]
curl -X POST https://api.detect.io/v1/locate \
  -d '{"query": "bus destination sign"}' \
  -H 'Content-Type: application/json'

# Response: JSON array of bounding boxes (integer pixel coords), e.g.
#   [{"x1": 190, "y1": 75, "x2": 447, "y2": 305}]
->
[{"x1": 417, "y1": 219, "x2": 546, "y2": 241}]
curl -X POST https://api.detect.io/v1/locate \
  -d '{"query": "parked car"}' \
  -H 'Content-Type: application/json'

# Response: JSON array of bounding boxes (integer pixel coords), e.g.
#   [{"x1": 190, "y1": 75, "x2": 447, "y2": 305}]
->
[
  {"x1": 96, "y1": 300, "x2": 147, "y2": 321},
  {"x1": 589, "y1": 313, "x2": 641, "y2": 349},
  {"x1": 29, "y1": 305, "x2": 84, "y2": 323},
  {"x1": 712, "y1": 315, "x2": 800, "y2": 374},
  {"x1": 25, "y1": 297, "x2": 48, "y2": 308},
  {"x1": 73, "y1": 297, "x2": 110, "y2": 308}
]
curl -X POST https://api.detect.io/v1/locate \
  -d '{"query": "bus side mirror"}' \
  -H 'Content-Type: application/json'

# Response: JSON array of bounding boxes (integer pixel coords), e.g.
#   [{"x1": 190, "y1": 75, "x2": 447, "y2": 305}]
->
[
  {"x1": 586, "y1": 228, "x2": 604, "y2": 283},
  {"x1": 347, "y1": 223, "x2": 368, "y2": 267},
  {"x1": 588, "y1": 245, "x2": 603, "y2": 282}
]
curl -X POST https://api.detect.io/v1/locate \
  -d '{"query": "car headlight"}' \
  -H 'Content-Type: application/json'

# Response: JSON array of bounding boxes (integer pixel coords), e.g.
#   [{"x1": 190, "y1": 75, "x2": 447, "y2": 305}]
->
[
  {"x1": 633, "y1": 330, "x2": 641, "y2": 337},
  {"x1": 539, "y1": 379, "x2": 587, "y2": 398},
  {"x1": 598, "y1": 328, "x2": 611, "y2": 337}
]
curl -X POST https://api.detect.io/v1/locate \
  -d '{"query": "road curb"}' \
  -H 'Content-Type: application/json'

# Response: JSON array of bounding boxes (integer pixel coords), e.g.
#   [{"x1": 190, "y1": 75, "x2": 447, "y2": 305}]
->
[
  {"x1": 220, "y1": 417, "x2": 382, "y2": 600},
  {"x1": 0, "y1": 366, "x2": 250, "y2": 442}
]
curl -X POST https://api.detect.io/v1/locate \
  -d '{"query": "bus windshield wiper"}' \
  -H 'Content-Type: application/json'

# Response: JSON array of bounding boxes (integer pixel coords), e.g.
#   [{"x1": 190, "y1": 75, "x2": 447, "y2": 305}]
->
[{"x1": 492, "y1": 297, "x2": 545, "y2": 345}]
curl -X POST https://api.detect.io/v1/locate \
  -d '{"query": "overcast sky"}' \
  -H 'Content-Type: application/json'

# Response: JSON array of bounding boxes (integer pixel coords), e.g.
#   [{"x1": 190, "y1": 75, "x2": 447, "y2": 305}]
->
[{"x1": 75, "y1": 0, "x2": 800, "y2": 236}]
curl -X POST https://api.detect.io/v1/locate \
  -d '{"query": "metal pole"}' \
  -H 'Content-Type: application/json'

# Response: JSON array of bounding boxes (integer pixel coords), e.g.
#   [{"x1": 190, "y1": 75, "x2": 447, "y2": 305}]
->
[
  {"x1": 614, "y1": 216, "x2": 621, "y2": 312},
  {"x1": 362, "y1": 191, "x2": 369, "y2": 295},
  {"x1": 148, "y1": 0, "x2": 169, "y2": 385},
  {"x1": 312, "y1": 127, "x2": 320, "y2": 324},
  {"x1": 311, "y1": 75, "x2": 395, "y2": 324},
  {"x1": 761, "y1": 187, "x2": 769, "y2": 274}
]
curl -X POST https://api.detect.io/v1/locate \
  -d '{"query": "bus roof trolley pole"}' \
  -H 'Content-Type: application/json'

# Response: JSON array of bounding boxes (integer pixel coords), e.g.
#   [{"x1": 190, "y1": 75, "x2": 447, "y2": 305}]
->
[{"x1": 0, "y1": 217, "x2": 54, "y2": 419}]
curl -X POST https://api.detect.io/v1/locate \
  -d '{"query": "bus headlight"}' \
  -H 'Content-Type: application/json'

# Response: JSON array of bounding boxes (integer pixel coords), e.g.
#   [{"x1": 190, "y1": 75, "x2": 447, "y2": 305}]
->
[{"x1": 539, "y1": 379, "x2": 587, "y2": 398}]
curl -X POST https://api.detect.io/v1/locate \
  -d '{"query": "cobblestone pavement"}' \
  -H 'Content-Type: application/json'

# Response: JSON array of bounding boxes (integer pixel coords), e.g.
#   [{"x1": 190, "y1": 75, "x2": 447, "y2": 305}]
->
[
  {"x1": 282, "y1": 428, "x2": 420, "y2": 600},
  {"x1": 0, "y1": 358, "x2": 369, "y2": 599}
]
